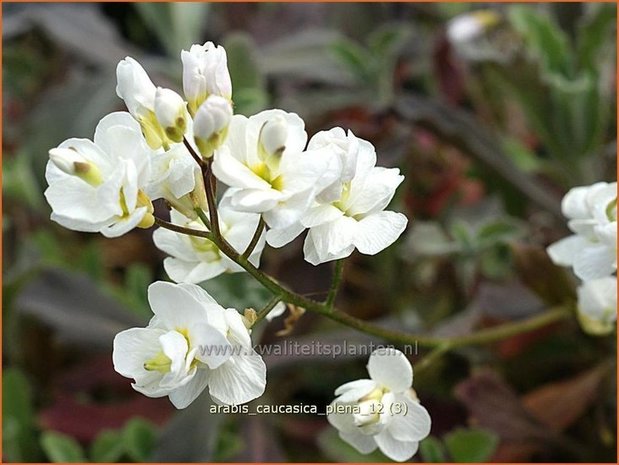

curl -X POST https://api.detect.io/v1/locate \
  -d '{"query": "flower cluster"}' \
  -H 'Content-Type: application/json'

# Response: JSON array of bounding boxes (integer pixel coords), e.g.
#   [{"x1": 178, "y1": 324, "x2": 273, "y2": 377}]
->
[
  {"x1": 547, "y1": 182, "x2": 617, "y2": 335},
  {"x1": 44, "y1": 38, "x2": 411, "y2": 431},
  {"x1": 327, "y1": 348, "x2": 431, "y2": 462}
]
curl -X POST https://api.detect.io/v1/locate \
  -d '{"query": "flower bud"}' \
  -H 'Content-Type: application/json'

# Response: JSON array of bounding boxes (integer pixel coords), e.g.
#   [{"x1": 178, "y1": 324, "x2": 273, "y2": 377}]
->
[
  {"x1": 154, "y1": 87, "x2": 187, "y2": 143},
  {"x1": 116, "y1": 57, "x2": 156, "y2": 119},
  {"x1": 193, "y1": 95, "x2": 233, "y2": 158},
  {"x1": 49, "y1": 147, "x2": 103, "y2": 186},
  {"x1": 181, "y1": 42, "x2": 232, "y2": 115}
]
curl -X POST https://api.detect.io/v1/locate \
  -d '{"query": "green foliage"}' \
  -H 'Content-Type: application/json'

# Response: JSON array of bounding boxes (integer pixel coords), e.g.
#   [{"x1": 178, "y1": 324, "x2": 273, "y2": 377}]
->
[
  {"x1": 419, "y1": 435, "x2": 448, "y2": 462},
  {"x1": 3, "y1": 368, "x2": 39, "y2": 462},
  {"x1": 201, "y1": 272, "x2": 273, "y2": 312},
  {"x1": 90, "y1": 430, "x2": 125, "y2": 463},
  {"x1": 223, "y1": 33, "x2": 268, "y2": 115},
  {"x1": 134, "y1": 3, "x2": 210, "y2": 58},
  {"x1": 329, "y1": 24, "x2": 412, "y2": 106},
  {"x1": 443, "y1": 427, "x2": 499, "y2": 462},
  {"x1": 123, "y1": 417, "x2": 157, "y2": 461},
  {"x1": 40, "y1": 431, "x2": 87, "y2": 463}
]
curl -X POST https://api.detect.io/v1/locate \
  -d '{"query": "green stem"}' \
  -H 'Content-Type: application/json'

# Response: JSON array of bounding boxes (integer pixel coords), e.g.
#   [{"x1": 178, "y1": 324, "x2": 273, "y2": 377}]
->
[
  {"x1": 242, "y1": 217, "x2": 265, "y2": 259},
  {"x1": 325, "y1": 259, "x2": 344, "y2": 310},
  {"x1": 154, "y1": 214, "x2": 573, "y2": 349},
  {"x1": 203, "y1": 159, "x2": 220, "y2": 237},
  {"x1": 154, "y1": 217, "x2": 213, "y2": 241},
  {"x1": 254, "y1": 295, "x2": 283, "y2": 325},
  {"x1": 183, "y1": 137, "x2": 205, "y2": 169}
]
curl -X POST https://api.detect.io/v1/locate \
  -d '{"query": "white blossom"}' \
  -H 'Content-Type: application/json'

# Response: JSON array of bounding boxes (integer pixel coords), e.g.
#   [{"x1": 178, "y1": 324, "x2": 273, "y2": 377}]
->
[
  {"x1": 299, "y1": 129, "x2": 408, "y2": 265},
  {"x1": 576, "y1": 277, "x2": 617, "y2": 336},
  {"x1": 153, "y1": 194, "x2": 265, "y2": 284},
  {"x1": 328, "y1": 348, "x2": 431, "y2": 462},
  {"x1": 181, "y1": 42, "x2": 232, "y2": 115},
  {"x1": 212, "y1": 109, "x2": 340, "y2": 230},
  {"x1": 113, "y1": 281, "x2": 266, "y2": 408},
  {"x1": 45, "y1": 112, "x2": 155, "y2": 237},
  {"x1": 547, "y1": 182, "x2": 617, "y2": 280}
]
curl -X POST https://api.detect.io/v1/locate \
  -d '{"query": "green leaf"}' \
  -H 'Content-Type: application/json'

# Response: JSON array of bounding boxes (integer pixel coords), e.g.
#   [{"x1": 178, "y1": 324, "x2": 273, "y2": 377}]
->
[
  {"x1": 577, "y1": 3, "x2": 616, "y2": 71},
  {"x1": 330, "y1": 39, "x2": 372, "y2": 82},
  {"x1": 3, "y1": 368, "x2": 39, "y2": 461},
  {"x1": 40, "y1": 431, "x2": 87, "y2": 463},
  {"x1": 444, "y1": 428, "x2": 499, "y2": 462},
  {"x1": 90, "y1": 430, "x2": 125, "y2": 462},
  {"x1": 134, "y1": 3, "x2": 210, "y2": 58},
  {"x1": 420, "y1": 436, "x2": 448, "y2": 462},
  {"x1": 123, "y1": 417, "x2": 156, "y2": 462},
  {"x1": 508, "y1": 6, "x2": 572, "y2": 76},
  {"x1": 3, "y1": 368, "x2": 33, "y2": 429},
  {"x1": 224, "y1": 33, "x2": 265, "y2": 93}
]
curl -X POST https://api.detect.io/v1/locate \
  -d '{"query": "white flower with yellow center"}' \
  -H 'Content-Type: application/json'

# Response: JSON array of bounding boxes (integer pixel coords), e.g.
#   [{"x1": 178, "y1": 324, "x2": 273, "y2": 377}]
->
[
  {"x1": 45, "y1": 112, "x2": 155, "y2": 237},
  {"x1": 113, "y1": 281, "x2": 266, "y2": 408},
  {"x1": 547, "y1": 182, "x2": 617, "y2": 280},
  {"x1": 327, "y1": 348, "x2": 431, "y2": 462},
  {"x1": 300, "y1": 129, "x2": 408, "y2": 265},
  {"x1": 212, "y1": 109, "x2": 341, "y2": 230},
  {"x1": 152, "y1": 194, "x2": 265, "y2": 284}
]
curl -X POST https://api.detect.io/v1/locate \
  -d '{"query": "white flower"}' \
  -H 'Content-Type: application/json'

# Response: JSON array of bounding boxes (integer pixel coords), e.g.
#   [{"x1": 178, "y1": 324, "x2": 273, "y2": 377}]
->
[
  {"x1": 113, "y1": 281, "x2": 267, "y2": 408},
  {"x1": 446, "y1": 11, "x2": 499, "y2": 44},
  {"x1": 153, "y1": 194, "x2": 265, "y2": 284},
  {"x1": 181, "y1": 42, "x2": 232, "y2": 115},
  {"x1": 327, "y1": 348, "x2": 431, "y2": 462},
  {"x1": 547, "y1": 182, "x2": 617, "y2": 280},
  {"x1": 212, "y1": 109, "x2": 340, "y2": 230},
  {"x1": 299, "y1": 129, "x2": 408, "y2": 265},
  {"x1": 45, "y1": 112, "x2": 155, "y2": 238},
  {"x1": 193, "y1": 95, "x2": 233, "y2": 157},
  {"x1": 116, "y1": 57, "x2": 169, "y2": 149},
  {"x1": 154, "y1": 87, "x2": 188, "y2": 143},
  {"x1": 576, "y1": 277, "x2": 617, "y2": 336}
]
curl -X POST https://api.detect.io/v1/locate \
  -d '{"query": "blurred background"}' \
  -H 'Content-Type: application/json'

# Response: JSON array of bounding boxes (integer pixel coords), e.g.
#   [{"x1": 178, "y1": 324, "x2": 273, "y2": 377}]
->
[{"x1": 2, "y1": 2, "x2": 617, "y2": 462}]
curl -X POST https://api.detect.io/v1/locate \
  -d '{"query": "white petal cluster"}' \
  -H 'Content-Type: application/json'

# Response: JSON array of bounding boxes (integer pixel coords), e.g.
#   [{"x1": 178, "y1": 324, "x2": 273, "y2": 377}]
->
[
  {"x1": 45, "y1": 112, "x2": 155, "y2": 237},
  {"x1": 547, "y1": 182, "x2": 617, "y2": 280},
  {"x1": 547, "y1": 181, "x2": 617, "y2": 335},
  {"x1": 181, "y1": 42, "x2": 232, "y2": 115},
  {"x1": 328, "y1": 348, "x2": 431, "y2": 462},
  {"x1": 153, "y1": 195, "x2": 265, "y2": 284},
  {"x1": 47, "y1": 40, "x2": 412, "y2": 414},
  {"x1": 113, "y1": 282, "x2": 266, "y2": 408},
  {"x1": 265, "y1": 128, "x2": 408, "y2": 265},
  {"x1": 212, "y1": 109, "x2": 341, "y2": 231}
]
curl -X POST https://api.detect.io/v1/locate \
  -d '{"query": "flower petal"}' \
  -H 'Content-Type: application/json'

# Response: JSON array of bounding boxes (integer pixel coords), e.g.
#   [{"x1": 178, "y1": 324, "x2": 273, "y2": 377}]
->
[
  {"x1": 387, "y1": 395, "x2": 431, "y2": 442},
  {"x1": 354, "y1": 211, "x2": 408, "y2": 255},
  {"x1": 113, "y1": 327, "x2": 165, "y2": 380},
  {"x1": 367, "y1": 348, "x2": 412, "y2": 392},
  {"x1": 208, "y1": 348, "x2": 266, "y2": 405},
  {"x1": 374, "y1": 429, "x2": 419, "y2": 462},
  {"x1": 334, "y1": 379, "x2": 377, "y2": 403},
  {"x1": 147, "y1": 281, "x2": 209, "y2": 329},
  {"x1": 546, "y1": 235, "x2": 588, "y2": 267},
  {"x1": 339, "y1": 431, "x2": 378, "y2": 454},
  {"x1": 573, "y1": 244, "x2": 616, "y2": 280},
  {"x1": 266, "y1": 221, "x2": 306, "y2": 248},
  {"x1": 168, "y1": 368, "x2": 210, "y2": 409},
  {"x1": 191, "y1": 323, "x2": 231, "y2": 369},
  {"x1": 213, "y1": 146, "x2": 270, "y2": 190}
]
